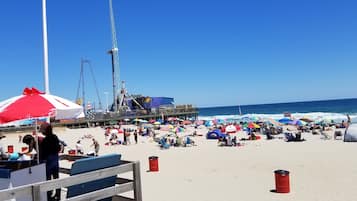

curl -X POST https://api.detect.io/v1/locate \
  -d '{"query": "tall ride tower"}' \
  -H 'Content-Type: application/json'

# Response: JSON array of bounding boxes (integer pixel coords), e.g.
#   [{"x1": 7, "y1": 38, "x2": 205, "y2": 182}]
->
[{"x1": 108, "y1": 0, "x2": 120, "y2": 112}]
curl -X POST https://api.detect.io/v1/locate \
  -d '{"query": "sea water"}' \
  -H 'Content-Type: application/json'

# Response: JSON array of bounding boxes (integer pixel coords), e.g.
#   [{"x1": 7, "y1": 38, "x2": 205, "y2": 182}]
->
[{"x1": 198, "y1": 98, "x2": 357, "y2": 123}]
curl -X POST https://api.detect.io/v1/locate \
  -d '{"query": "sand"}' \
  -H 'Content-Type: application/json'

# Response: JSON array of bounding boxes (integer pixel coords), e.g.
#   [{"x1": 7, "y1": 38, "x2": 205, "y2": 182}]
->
[{"x1": 1, "y1": 125, "x2": 357, "y2": 201}]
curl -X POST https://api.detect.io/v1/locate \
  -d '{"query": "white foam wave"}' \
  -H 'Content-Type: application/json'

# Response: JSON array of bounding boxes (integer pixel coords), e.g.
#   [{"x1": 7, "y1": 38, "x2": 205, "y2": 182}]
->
[{"x1": 199, "y1": 112, "x2": 357, "y2": 123}]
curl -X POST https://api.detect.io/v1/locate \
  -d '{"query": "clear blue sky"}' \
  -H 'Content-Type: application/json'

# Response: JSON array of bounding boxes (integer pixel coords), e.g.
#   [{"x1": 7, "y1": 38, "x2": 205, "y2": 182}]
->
[{"x1": 0, "y1": 0, "x2": 356, "y2": 108}]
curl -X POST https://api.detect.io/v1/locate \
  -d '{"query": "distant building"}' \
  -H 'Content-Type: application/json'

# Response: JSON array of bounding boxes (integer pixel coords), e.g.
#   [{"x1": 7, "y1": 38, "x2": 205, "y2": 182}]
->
[{"x1": 128, "y1": 97, "x2": 174, "y2": 112}]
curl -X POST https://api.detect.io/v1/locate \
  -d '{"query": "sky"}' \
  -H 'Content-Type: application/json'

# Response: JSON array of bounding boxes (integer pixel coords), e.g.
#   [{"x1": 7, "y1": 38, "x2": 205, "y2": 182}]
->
[{"x1": 0, "y1": 0, "x2": 356, "y2": 108}]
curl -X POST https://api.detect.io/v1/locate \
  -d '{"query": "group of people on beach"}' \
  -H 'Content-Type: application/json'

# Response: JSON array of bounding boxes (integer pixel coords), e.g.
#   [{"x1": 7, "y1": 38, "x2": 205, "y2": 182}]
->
[
  {"x1": 75, "y1": 138, "x2": 100, "y2": 156},
  {"x1": 104, "y1": 125, "x2": 146, "y2": 146},
  {"x1": 158, "y1": 134, "x2": 195, "y2": 149},
  {"x1": 205, "y1": 114, "x2": 354, "y2": 146}
]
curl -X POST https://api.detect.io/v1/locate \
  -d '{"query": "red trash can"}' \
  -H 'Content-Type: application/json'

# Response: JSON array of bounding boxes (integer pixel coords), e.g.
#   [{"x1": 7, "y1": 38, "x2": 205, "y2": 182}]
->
[
  {"x1": 274, "y1": 170, "x2": 290, "y2": 193},
  {"x1": 68, "y1": 149, "x2": 76, "y2": 155},
  {"x1": 7, "y1": 145, "x2": 14, "y2": 153},
  {"x1": 149, "y1": 156, "x2": 159, "y2": 172}
]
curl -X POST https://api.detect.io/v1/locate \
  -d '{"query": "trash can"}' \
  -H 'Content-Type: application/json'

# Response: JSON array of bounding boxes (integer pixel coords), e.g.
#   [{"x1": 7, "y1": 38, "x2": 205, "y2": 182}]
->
[
  {"x1": 149, "y1": 156, "x2": 159, "y2": 172},
  {"x1": 68, "y1": 149, "x2": 76, "y2": 155},
  {"x1": 274, "y1": 170, "x2": 290, "y2": 193},
  {"x1": 7, "y1": 145, "x2": 14, "y2": 153}
]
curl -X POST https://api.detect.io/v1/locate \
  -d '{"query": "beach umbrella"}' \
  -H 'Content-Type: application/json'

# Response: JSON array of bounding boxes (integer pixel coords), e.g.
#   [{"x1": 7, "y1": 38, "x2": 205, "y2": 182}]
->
[
  {"x1": 182, "y1": 120, "x2": 192, "y2": 125},
  {"x1": 0, "y1": 87, "x2": 84, "y2": 124},
  {"x1": 204, "y1": 120, "x2": 214, "y2": 127},
  {"x1": 167, "y1": 117, "x2": 176, "y2": 121},
  {"x1": 240, "y1": 116, "x2": 251, "y2": 122},
  {"x1": 278, "y1": 118, "x2": 293, "y2": 124},
  {"x1": 262, "y1": 118, "x2": 281, "y2": 127},
  {"x1": 225, "y1": 118, "x2": 234, "y2": 123},
  {"x1": 140, "y1": 119, "x2": 148, "y2": 123},
  {"x1": 235, "y1": 124, "x2": 241, "y2": 131},
  {"x1": 160, "y1": 125, "x2": 171, "y2": 131},
  {"x1": 173, "y1": 127, "x2": 185, "y2": 133},
  {"x1": 142, "y1": 123, "x2": 153, "y2": 128},
  {"x1": 250, "y1": 116, "x2": 260, "y2": 122},
  {"x1": 299, "y1": 117, "x2": 313, "y2": 123},
  {"x1": 217, "y1": 119, "x2": 225, "y2": 124},
  {"x1": 225, "y1": 124, "x2": 237, "y2": 133},
  {"x1": 248, "y1": 122, "x2": 260, "y2": 129},
  {"x1": 317, "y1": 118, "x2": 333, "y2": 125},
  {"x1": 132, "y1": 118, "x2": 142, "y2": 123},
  {"x1": 291, "y1": 120, "x2": 306, "y2": 126},
  {"x1": 194, "y1": 120, "x2": 204, "y2": 125},
  {"x1": 109, "y1": 120, "x2": 118, "y2": 125}
]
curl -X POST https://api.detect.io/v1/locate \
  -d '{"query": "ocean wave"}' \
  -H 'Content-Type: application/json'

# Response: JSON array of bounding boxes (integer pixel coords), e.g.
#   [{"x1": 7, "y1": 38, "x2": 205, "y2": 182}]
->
[{"x1": 198, "y1": 112, "x2": 357, "y2": 123}]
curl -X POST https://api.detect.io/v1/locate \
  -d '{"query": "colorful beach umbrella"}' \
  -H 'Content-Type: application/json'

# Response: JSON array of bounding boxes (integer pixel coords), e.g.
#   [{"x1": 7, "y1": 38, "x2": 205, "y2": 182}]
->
[
  {"x1": 173, "y1": 127, "x2": 185, "y2": 133},
  {"x1": 248, "y1": 122, "x2": 260, "y2": 129},
  {"x1": 291, "y1": 120, "x2": 307, "y2": 126},
  {"x1": 0, "y1": 87, "x2": 84, "y2": 124}
]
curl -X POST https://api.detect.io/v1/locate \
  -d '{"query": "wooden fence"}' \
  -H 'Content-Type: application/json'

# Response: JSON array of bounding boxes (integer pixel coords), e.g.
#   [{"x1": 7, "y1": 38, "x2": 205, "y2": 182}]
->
[{"x1": 0, "y1": 160, "x2": 142, "y2": 201}]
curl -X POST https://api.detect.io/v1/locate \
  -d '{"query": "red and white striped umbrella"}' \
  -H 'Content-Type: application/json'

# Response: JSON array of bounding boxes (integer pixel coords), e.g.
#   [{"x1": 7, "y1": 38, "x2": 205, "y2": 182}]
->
[
  {"x1": 225, "y1": 124, "x2": 237, "y2": 134},
  {"x1": 0, "y1": 87, "x2": 84, "y2": 124}
]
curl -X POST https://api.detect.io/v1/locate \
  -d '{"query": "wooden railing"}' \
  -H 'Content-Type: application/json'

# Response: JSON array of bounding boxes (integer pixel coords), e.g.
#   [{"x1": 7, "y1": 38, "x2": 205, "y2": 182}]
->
[{"x1": 0, "y1": 161, "x2": 142, "y2": 201}]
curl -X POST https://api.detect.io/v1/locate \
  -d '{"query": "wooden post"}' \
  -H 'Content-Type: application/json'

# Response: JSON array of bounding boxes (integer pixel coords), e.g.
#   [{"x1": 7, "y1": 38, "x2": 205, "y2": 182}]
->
[
  {"x1": 32, "y1": 185, "x2": 41, "y2": 201},
  {"x1": 133, "y1": 161, "x2": 142, "y2": 201}
]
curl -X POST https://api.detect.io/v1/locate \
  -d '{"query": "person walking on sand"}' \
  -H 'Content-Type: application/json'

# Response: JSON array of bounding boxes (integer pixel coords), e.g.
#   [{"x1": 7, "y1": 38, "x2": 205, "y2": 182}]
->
[
  {"x1": 347, "y1": 114, "x2": 352, "y2": 126},
  {"x1": 134, "y1": 130, "x2": 138, "y2": 144},
  {"x1": 75, "y1": 140, "x2": 84, "y2": 155},
  {"x1": 123, "y1": 129, "x2": 127, "y2": 145},
  {"x1": 91, "y1": 138, "x2": 100, "y2": 156}
]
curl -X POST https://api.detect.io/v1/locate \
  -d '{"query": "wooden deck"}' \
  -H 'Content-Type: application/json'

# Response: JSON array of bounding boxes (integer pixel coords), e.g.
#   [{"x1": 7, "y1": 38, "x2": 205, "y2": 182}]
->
[{"x1": 0, "y1": 156, "x2": 142, "y2": 201}]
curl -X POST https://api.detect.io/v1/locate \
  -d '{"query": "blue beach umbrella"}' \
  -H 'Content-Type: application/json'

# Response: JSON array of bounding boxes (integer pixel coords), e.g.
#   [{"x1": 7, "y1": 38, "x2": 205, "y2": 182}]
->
[
  {"x1": 240, "y1": 116, "x2": 251, "y2": 122},
  {"x1": 291, "y1": 119, "x2": 307, "y2": 126},
  {"x1": 205, "y1": 120, "x2": 214, "y2": 127},
  {"x1": 279, "y1": 118, "x2": 293, "y2": 124}
]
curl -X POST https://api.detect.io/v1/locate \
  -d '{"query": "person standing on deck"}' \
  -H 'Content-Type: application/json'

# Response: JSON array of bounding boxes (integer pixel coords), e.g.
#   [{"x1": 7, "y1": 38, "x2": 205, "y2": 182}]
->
[{"x1": 39, "y1": 122, "x2": 61, "y2": 201}]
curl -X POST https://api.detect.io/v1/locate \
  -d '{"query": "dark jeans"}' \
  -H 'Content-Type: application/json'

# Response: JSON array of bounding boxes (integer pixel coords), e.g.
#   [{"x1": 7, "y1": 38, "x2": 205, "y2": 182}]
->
[{"x1": 45, "y1": 155, "x2": 60, "y2": 200}]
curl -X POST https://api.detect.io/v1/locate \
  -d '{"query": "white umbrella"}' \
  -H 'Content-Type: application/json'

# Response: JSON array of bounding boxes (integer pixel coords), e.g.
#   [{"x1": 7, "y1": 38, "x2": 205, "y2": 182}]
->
[{"x1": 225, "y1": 125, "x2": 237, "y2": 133}]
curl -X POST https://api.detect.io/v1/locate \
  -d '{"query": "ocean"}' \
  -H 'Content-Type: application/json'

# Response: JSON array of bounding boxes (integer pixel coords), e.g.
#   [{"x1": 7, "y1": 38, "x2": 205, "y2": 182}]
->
[{"x1": 198, "y1": 98, "x2": 357, "y2": 123}]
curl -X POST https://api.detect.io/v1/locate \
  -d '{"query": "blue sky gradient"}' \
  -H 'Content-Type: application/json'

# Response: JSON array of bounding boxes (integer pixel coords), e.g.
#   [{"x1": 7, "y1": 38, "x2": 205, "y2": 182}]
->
[{"x1": 0, "y1": 0, "x2": 356, "y2": 107}]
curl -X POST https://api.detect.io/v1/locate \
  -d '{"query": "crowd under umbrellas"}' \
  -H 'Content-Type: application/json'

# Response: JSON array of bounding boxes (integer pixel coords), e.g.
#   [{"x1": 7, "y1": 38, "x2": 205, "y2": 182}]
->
[
  {"x1": 200, "y1": 113, "x2": 353, "y2": 147},
  {"x1": 1, "y1": 113, "x2": 351, "y2": 162},
  {"x1": 94, "y1": 113, "x2": 353, "y2": 152}
]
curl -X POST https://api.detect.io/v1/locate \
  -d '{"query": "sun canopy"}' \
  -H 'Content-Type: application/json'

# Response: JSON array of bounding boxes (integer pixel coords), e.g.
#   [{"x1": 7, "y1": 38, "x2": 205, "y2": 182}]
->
[
  {"x1": 344, "y1": 124, "x2": 357, "y2": 142},
  {"x1": 0, "y1": 87, "x2": 84, "y2": 124}
]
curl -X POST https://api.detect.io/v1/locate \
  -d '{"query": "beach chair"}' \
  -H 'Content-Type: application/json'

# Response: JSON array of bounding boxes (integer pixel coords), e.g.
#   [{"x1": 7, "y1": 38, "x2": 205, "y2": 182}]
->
[
  {"x1": 334, "y1": 130, "x2": 343, "y2": 140},
  {"x1": 66, "y1": 154, "x2": 121, "y2": 201},
  {"x1": 320, "y1": 131, "x2": 331, "y2": 140}
]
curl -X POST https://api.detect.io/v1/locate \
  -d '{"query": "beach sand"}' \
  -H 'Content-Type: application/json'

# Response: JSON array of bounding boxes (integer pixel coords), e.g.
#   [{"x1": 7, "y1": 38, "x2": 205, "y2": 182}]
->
[{"x1": 1, "y1": 125, "x2": 357, "y2": 201}]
